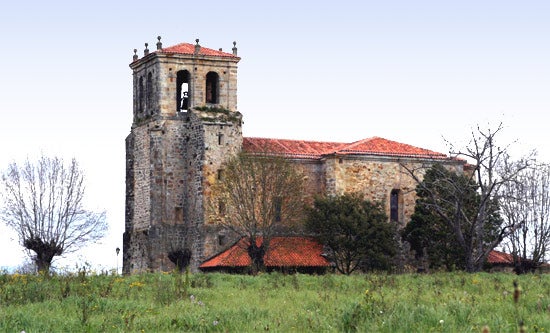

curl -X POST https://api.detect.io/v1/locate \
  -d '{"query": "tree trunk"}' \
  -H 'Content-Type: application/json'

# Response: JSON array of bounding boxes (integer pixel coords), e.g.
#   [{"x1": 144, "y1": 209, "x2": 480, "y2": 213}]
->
[
  {"x1": 464, "y1": 244, "x2": 478, "y2": 273},
  {"x1": 24, "y1": 237, "x2": 62, "y2": 274},
  {"x1": 35, "y1": 254, "x2": 54, "y2": 274},
  {"x1": 247, "y1": 242, "x2": 266, "y2": 274},
  {"x1": 168, "y1": 248, "x2": 192, "y2": 272}
]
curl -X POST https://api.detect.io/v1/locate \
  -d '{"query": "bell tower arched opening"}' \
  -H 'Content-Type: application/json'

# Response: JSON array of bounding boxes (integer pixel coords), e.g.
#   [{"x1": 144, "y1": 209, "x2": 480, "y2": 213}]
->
[
  {"x1": 138, "y1": 77, "x2": 144, "y2": 114},
  {"x1": 177, "y1": 70, "x2": 190, "y2": 112},
  {"x1": 205, "y1": 71, "x2": 219, "y2": 104},
  {"x1": 146, "y1": 72, "x2": 153, "y2": 115}
]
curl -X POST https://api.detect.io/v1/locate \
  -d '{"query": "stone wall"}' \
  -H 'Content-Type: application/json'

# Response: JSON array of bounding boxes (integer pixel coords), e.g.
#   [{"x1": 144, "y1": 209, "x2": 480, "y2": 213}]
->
[
  {"x1": 123, "y1": 123, "x2": 152, "y2": 274},
  {"x1": 324, "y1": 156, "x2": 423, "y2": 225},
  {"x1": 189, "y1": 108, "x2": 243, "y2": 265},
  {"x1": 321, "y1": 156, "x2": 464, "y2": 226},
  {"x1": 181, "y1": 111, "x2": 206, "y2": 271},
  {"x1": 291, "y1": 159, "x2": 325, "y2": 205},
  {"x1": 123, "y1": 117, "x2": 189, "y2": 273},
  {"x1": 127, "y1": 126, "x2": 151, "y2": 231}
]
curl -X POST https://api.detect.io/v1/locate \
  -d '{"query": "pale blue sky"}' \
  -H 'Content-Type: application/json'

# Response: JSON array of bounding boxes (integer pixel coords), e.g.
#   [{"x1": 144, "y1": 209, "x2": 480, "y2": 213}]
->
[{"x1": 0, "y1": 0, "x2": 548, "y2": 270}]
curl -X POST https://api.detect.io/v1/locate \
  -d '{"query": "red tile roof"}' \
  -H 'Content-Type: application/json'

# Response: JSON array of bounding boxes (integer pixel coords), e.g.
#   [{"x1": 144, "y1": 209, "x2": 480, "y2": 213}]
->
[
  {"x1": 201, "y1": 242, "x2": 515, "y2": 270},
  {"x1": 243, "y1": 137, "x2": 346, "y2": 159},
  {"x1": 243, "y1": 137, "x2": 449, "y2": 160},
  {"x1": 339, "y1": 137, "x2": 448, "y2": 159},
  {"x1": 487, "y1": 250, "x2": 515, "y2": 265},
  {"x1": 200, "y1": 237, "x2": 330, "y2": 269},
  {"x1": 159, "y1": 43, "x2": 239, "y2": 58}
]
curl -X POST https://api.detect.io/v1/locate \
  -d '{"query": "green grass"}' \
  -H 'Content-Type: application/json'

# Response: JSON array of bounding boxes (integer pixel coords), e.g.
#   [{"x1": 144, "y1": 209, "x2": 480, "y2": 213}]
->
[{"x1": 0, "y1": 271, "x2": 548, "y2": 332}]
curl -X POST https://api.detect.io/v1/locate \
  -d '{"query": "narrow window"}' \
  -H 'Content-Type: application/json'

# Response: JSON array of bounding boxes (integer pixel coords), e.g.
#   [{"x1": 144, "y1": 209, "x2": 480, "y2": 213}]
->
[
  {"x1": 390, "y1": 189, "x2": 400, "y2": 222},
  {"x1": 274, "y1": 197, "x2": 282, "y2": 222},
  {"x1": 217, "y1": 169, "x2": 224, "y2": 180},
  {"x1": 218, "y1": 133, "x2": 224, "y2": 145},
  {"x1": 205, "y1": 72, "x2": 219, "y2": 104},
  {"x1": 218, "y1": 200, "x2": 226, "y2": 215},
  {"x1": 218, "y1": 235, "x2": 226, "y2": 246},
  {"x1": 175, "y1": 207, "x2": 183, "y2": 222},
  {"x1": 146, "y1": 72, "x2": 153, "y2": 115},
  {"x1": 176, "y1": 70, "x2": 190, "y2": 111},
  {"x1": 138, "y1": 77, "x2": 144, "y2": 113}
]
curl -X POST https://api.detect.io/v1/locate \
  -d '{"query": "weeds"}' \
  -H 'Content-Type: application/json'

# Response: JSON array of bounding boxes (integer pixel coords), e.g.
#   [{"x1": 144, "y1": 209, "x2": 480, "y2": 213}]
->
[{"x1": 0, "y1": 272, "x2": 547, "y2": 332}]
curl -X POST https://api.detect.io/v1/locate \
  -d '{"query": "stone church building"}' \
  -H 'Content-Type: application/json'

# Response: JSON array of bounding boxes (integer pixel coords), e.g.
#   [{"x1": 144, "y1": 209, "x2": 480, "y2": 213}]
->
[{"x1": 123, "y1": 37, "x2": 467, "y2": 274}]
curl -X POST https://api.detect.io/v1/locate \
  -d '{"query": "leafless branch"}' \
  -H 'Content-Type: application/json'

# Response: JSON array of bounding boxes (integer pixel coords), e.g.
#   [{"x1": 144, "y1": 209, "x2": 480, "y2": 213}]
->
[{"x1": 1, "y1": 155, "x2": 107, "y2": 272}]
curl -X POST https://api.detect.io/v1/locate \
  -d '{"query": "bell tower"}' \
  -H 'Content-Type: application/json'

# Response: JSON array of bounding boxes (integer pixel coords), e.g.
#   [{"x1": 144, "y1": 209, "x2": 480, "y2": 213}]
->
[
  {"x1": 124, "y1": 36, "x2": 242, "y2": 274},
  {"x1": 129, "y1": 37, "x2": 240, "y2": 121}
]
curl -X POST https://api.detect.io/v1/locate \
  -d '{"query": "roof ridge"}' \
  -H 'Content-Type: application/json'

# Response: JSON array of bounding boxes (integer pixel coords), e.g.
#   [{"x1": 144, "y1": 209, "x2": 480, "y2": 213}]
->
[
  {"x1": 244, "y1": 136, "x2": 347, "y2": 145},
  {"x1": 332, "y1": 136, "x2": 378, "y2": 154},
  {"x1": 243, "y1": 136, "x2": 450, "y2": 160},
  {"x1": 159, "y1": 42, "x2": 238, "y2": 58},
  {"x1": 339, "y1": 136, "x2": 446, "y2": 156}
]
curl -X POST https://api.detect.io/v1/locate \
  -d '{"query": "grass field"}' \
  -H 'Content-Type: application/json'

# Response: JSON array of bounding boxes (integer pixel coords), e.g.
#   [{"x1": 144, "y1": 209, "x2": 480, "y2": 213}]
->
[{"x1": 0, "y1": 270, "x2": 548, "y2": 332}]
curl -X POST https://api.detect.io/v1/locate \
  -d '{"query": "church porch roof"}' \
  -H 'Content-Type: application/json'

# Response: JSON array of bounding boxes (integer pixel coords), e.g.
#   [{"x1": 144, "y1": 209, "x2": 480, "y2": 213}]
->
[
  {"x1": 200, "y1": 237, "x2": 330, "y2": 269},
  {"x1": 487, "y1": 250, "x2": 516, "y2": 265}
]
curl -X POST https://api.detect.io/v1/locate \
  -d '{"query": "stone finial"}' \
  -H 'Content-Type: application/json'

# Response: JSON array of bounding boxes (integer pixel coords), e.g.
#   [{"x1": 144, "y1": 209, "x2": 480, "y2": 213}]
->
[
  {"x1": 194, "y1": 39, "x2": 201, "y2": 54},
  {"x1": 133, "y1": 49, "x2": 138, "y2": 62},
  {"x1": 144, "y1": 43, "x2": 149, "y2": 56},
  {"x1": 156, "y1": 36, "x2": 162, "y2": 50},
  {"x1": 232, "y1": 41, "x2": 237, "y2": 56}
]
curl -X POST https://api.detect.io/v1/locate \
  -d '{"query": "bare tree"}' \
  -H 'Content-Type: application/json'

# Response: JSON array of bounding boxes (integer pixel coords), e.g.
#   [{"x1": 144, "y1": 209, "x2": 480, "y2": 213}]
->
[
  {"x1": 403, "y1": 124, "x2": 530, "y2": 272},
  {"x1": 209, "y1": 152, "x2": 306, "y2": 273},
  {"x1": 0, "y1": 156, "x2": 107, "y2": 273},
  {"x1": 500, "y1": 160, "x2": 550, "y2": 272}
]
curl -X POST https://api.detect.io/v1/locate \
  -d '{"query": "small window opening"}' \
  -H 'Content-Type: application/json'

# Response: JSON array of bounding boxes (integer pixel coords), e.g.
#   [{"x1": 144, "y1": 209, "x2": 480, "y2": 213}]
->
[
  {"x1": 218, "y1": 133, "x2": 224, "y2": 145},
  {"x1": 217, "y1": 169, "x2": 224, "y2": 180},
  {"x1": 390, "y1": 189, "x2": 400, "y2": 222},
  {"x1": 175, "y1": 207, "x2": 183, "y2": 222},
  {"x1": 176, "y1": 70, "x2": 190, "y2": 111},
  {"x1": 218, "y1": 235, "x2": 226, "y2": 246},
  {"x1": 218, "y1": 200, "x2": 226, "y2": 215},
  {"x1": 205, "y1": 72, "x2": 219, "y2": 104}
]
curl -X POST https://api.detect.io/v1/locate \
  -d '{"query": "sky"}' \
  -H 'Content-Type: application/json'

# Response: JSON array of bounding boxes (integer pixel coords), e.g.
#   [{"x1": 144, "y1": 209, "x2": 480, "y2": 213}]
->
[{"x1": 0, "y1": 0, "x2": 548, "y2": 271}]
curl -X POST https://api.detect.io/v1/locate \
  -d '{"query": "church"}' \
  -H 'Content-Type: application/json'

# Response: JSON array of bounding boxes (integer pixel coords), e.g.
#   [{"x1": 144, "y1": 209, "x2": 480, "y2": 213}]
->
[{"x1": 123, "y1": 37, "x2": 467, "y2": 274}]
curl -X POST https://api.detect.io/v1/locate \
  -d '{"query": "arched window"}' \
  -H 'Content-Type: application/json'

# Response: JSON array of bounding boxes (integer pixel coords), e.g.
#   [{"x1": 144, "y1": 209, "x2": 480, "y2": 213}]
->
[
  {"x1": 390, "y1": 189, "x2": 401, "y2": 222},
  {"x1": 146, "y1": 72, "x2": 153, "y2": 115},
  {"x1": 138, "y1": 77, "x2": 144, "y2": 113},
  {"x1": 205, "y1": 72, "x2": 219, "y2": 104},
  {"x1": 176, "y1": 70, "x2": 190, "y2": 111}
]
